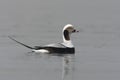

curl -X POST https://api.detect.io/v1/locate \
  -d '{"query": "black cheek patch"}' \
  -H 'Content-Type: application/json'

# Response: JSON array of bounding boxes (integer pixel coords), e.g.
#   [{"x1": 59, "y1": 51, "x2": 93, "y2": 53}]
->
[{"x1": 64, "y1": 30, "x2": 70, "y2": 40}]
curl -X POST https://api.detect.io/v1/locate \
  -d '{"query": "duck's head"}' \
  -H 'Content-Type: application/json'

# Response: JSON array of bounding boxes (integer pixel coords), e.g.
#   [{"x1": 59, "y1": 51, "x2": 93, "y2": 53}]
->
[{"x1": 62, "y1": 24, "x2": 79, "y2": 43}]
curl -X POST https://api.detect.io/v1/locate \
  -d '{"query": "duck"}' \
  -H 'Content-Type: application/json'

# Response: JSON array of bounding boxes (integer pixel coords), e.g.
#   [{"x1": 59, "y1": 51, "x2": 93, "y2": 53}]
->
[{"x1": 9, "y1": 24, "x2": 79, "y2": 54}]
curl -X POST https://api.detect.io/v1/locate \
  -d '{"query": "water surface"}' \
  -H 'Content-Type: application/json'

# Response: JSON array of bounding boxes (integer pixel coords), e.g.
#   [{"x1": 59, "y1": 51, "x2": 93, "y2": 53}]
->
[{"x1": 0, "y1": 0, "x2": 120, "y2": 80}]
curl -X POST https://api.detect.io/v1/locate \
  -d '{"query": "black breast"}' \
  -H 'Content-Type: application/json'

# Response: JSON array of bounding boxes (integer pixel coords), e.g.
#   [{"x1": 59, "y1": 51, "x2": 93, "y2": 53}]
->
[
  {"x1": 49, "y1": 47, "x2": 75, "y2": 54},
  {"x1": 34, "y1": 46, "x2": 75, "y2": 54}
]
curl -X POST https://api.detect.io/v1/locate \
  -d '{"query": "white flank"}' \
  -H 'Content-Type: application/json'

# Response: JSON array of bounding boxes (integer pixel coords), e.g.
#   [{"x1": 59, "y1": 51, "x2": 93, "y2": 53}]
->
[{"x1": 33, "y1": 49, "x2": 49, "y2": 53}]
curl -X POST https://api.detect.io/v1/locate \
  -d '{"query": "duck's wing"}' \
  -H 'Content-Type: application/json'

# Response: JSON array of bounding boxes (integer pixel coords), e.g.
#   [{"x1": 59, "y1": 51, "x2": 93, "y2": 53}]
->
[
  {"x1": 45, "y1": 43, "x2": 67, "y2": 48},
  {"x1": 34, "y1": 43, "x2": 67, "y2": 50}
]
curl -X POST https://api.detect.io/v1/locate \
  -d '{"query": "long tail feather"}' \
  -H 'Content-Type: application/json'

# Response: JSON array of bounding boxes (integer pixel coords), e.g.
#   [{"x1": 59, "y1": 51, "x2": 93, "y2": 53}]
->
[{"x1": 8, "y1": 36, "x2": 34, "y2": 49}]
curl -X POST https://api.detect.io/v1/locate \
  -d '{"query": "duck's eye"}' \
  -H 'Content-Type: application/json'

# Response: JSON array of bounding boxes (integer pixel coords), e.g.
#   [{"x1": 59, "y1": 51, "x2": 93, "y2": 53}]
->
[{"x1": 72, "y1": 30, "x2": 76, "y2": 32}]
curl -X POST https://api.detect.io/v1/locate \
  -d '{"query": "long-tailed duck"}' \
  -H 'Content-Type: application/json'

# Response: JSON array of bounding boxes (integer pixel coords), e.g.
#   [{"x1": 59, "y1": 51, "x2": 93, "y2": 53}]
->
[{"x1": 9, "y1": 24, "x2": 79, "y2": 54}]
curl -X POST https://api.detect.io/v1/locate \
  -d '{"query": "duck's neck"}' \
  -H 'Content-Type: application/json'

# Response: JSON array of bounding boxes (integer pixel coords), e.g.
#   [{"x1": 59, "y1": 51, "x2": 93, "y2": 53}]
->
[
  {"x1": 62, "y1": 40, "x2": 74, "y2": 48},
  {"x1": 62, "y1": 31, "x2": 74, "y2": 47}
]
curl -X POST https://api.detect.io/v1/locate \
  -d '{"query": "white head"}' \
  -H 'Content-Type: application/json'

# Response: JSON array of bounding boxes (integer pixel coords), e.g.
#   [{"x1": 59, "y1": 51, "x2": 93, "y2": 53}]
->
[{"x1": 62, "y1": 24, "x2": 79, "y2": 47}]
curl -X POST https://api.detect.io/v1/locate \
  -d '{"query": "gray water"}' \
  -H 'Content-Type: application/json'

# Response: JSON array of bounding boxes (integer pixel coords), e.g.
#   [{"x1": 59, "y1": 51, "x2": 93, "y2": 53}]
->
[{"x1": 0, "y1": 0, "x2": 120, "y2": 80}]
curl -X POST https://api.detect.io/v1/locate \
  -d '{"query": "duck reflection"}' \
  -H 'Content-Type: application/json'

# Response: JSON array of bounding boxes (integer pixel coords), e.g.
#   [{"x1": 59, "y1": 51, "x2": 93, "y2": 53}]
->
[
  {"x1": 62, "y1": 54, "x2": 75, "y2": 80},
  {"x1": 26, "y1": 52, "x2": 75, "y2": 80}
]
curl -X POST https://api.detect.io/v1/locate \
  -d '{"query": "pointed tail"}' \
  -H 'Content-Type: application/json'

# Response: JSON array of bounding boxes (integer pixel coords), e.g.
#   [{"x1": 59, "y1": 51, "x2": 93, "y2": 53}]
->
[{"x1": 8, "y1": 36, "x2": 34, "y2": 49}]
